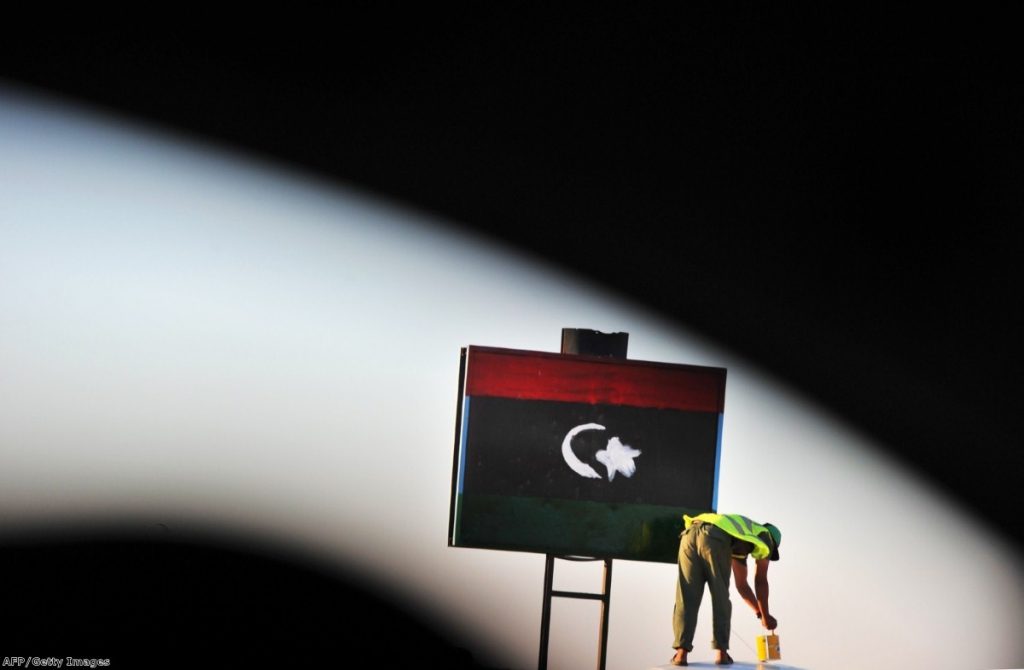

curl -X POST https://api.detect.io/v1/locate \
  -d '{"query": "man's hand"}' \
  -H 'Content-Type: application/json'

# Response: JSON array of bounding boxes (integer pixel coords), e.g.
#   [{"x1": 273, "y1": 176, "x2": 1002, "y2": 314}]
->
[{"x1": 760, "y1": 613, "x2": 778, "y2": 630}]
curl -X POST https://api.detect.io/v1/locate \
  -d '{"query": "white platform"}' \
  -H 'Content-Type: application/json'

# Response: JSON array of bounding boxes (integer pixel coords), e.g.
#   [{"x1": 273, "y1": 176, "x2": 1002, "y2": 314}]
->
[
  {"x1": 650, "y1": 663, "x2": 803, "y2": 670},
  {"x1": 650, "y1": 665, "x2": 1022, "y2": 670}
]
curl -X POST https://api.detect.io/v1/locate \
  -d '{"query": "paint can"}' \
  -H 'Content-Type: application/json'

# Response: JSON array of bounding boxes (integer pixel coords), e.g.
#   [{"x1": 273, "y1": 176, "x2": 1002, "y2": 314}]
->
[{"x1": 756, "y1": 631, "x2": 781, "y2": 661}]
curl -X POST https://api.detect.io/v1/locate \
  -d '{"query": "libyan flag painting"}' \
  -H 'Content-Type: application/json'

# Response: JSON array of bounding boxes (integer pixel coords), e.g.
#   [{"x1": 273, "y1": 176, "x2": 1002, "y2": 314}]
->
[{"x1": 448, "y1": 346, "x2": 726, "y2": 563}]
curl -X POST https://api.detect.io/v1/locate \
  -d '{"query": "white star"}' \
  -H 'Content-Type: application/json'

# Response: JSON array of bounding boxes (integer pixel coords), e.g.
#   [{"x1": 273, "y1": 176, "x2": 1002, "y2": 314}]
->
[{"x1": 595, "y1": 436, "x2": 641, "y2": 481}]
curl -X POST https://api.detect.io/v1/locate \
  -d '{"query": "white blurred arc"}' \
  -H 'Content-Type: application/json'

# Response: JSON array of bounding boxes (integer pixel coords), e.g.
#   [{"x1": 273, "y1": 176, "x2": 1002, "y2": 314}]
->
[{"x1": 561, "y1": 423, "x2": 604, "y2": 479}]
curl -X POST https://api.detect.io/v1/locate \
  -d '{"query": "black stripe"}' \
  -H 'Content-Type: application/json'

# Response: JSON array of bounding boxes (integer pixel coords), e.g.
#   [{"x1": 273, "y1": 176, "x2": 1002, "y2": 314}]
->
[{"x1": 462, "y1": 396, "x2": 718, "y2": 508}]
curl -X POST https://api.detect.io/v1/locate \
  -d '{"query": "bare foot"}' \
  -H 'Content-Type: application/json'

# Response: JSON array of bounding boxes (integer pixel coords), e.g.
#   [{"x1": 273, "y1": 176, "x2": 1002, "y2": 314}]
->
[
  {"x1": 715, "y1": 650, "x2": 734, "y2": 665},
  {"x1": 671, "y1": 648, "x2": 688, "y2": 666}
]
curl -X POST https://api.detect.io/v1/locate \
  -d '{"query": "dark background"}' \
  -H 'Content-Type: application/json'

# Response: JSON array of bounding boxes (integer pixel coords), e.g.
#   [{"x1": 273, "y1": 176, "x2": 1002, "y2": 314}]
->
[{"x1": 3, "y1": 7, "x2": 1022, "y2": 663}]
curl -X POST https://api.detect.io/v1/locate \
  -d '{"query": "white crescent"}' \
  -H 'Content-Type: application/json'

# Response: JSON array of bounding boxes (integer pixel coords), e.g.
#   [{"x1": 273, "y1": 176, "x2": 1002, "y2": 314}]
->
[{"x1": 562, "y1": 423, "x2": 604, "y2": 479}]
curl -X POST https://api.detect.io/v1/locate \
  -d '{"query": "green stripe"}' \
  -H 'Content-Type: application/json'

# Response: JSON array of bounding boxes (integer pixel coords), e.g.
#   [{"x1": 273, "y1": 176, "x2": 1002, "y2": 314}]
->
[{"x1": 453, "y1": 494, "x2": 706, "y2": 563}]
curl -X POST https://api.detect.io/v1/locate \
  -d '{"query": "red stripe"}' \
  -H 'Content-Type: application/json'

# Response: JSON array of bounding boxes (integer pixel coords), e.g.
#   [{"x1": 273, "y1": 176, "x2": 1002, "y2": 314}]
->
[{"x1": 464, "y1": 346, "x2": 725, "y2": 412}]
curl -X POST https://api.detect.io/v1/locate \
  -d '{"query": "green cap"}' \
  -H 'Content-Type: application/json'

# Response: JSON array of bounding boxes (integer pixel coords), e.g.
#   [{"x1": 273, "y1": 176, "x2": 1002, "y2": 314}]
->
[{"x1": 763, "y1": 523, "x2": 782, "y2": 561}]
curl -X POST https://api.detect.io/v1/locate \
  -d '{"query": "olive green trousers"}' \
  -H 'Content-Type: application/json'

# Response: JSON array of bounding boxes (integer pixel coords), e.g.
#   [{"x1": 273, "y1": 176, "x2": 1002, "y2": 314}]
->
[{"x1": 672, "y1": 521, "x2": 733, "y2": 651}]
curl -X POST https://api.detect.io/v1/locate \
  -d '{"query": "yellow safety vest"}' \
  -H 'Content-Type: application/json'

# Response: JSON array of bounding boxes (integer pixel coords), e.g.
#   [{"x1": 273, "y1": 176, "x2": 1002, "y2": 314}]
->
[{"x1": 684, "y1": 512, "x2": 772, "y2": 560}]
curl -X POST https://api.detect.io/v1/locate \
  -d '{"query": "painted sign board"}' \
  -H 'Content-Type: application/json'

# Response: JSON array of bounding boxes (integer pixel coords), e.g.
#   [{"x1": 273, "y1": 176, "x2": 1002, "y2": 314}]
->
[{"x1": 448, "y1": 345, "x2": 726, "y2": 563}]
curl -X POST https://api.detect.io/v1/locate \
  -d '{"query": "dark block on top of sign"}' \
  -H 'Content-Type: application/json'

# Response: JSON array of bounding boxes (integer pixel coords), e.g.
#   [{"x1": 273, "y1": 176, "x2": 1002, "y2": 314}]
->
[{"x1": 561, "y1": 328, "x2": 629, "y2": 358}]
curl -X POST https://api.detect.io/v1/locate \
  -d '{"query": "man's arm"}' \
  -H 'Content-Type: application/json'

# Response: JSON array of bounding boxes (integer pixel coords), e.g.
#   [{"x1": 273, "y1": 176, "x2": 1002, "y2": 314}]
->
[
  {"x1": 753, "y1": 558, "x2": 777, "y2": 630},
  {"x1": 731, "y1": 558, "x2": 759, "y2": 615},
  {"x1": 731, "y1": 557, "x2": 778, "y2": 630}
]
